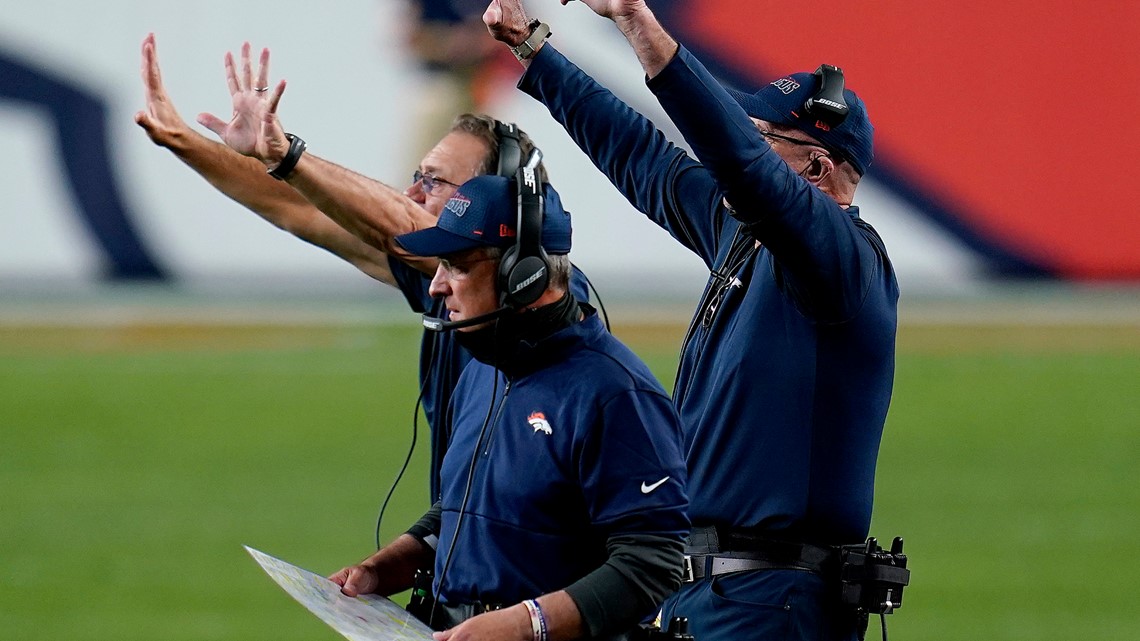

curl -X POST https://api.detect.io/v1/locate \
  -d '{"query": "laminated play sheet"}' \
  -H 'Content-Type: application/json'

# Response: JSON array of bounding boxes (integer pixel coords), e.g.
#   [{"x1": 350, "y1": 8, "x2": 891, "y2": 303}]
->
[{"x1": 245, "y1": 546, "x2": 434, "y2": 641}]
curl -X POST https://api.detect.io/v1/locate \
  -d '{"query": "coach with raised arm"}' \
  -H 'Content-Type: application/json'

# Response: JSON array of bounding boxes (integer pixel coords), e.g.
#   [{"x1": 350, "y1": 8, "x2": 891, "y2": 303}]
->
[{"x1": 484, "y1": 1, "x2": 901, "y2": 639}]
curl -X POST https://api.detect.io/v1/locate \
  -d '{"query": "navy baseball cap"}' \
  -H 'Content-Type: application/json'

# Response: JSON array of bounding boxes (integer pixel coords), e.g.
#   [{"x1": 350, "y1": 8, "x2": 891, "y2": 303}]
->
[
  {"x1": 394, "y1": 175, "x2": 572, "y2": 257},
  {"x1": 725, "y1": 69, "x2": 874, "y2": 175}
]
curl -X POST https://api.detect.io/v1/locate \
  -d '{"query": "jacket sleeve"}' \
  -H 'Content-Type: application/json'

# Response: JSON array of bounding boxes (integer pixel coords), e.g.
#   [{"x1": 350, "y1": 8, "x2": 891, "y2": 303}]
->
[
  {"x1": 406, "y1": 501, "x2": 442, "y2": 548},
  {"x1": 569, "y1": 387, "x2": 690, "y2": 635},
  {"x1": 519, "y1": 44, "x2": 726, "y2": 269},
  {"x1": 647, "y1": 46, "x2": 889, "y2": 322},
  {"x1": 564, "y1": 532, "x2": 683, "y2": 638}
]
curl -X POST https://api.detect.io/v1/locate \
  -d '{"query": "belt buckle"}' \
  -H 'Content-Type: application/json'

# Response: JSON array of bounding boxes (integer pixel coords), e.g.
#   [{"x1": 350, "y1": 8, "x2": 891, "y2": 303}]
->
[{"x1": 681, "y1": 555, "x2": 694, "y2": 583}]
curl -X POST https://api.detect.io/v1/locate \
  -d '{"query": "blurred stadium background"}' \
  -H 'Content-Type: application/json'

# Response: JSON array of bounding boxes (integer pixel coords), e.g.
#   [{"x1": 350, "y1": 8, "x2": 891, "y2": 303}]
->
[{"x1": 2, "y1": 2, "x2": 1138, "y2": 640}]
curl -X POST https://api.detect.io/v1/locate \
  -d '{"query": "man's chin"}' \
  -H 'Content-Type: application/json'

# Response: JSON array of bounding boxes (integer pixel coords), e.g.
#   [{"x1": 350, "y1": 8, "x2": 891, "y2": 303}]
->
[{"x1": 456, "y1": 319, "x2": 495, "y2": 333}]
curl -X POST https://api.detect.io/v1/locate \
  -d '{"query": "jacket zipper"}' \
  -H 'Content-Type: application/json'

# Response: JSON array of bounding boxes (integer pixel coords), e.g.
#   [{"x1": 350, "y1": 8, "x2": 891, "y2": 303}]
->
[{"x1": 482, "y1": 379, "x2": 512, "y2": 457}]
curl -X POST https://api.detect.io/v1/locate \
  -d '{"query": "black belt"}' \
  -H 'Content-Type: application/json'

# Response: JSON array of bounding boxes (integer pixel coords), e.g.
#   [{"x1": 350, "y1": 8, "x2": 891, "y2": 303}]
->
[
  {"x1": 430, "y1": 602, "x2": 505, "y2": 629},
  {"x1": 682, "y1": 526, "x2": 840, "y2": 583},
  {"x1": 432, "y1": 602, "x2": 634, "y2": 641}
]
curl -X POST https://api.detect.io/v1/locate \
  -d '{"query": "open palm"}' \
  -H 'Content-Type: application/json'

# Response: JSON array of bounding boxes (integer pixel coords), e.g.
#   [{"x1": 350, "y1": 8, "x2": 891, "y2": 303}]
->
[{"x1": 197, "y1": 42, "x2": 288, "y2": 164}]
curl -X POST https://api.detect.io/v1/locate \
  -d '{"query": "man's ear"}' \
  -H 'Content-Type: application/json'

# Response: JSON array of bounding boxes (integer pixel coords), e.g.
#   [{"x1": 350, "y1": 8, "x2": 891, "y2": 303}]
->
[{"x1": 805, "y1": 153, "x2": 835, "y2": 183}]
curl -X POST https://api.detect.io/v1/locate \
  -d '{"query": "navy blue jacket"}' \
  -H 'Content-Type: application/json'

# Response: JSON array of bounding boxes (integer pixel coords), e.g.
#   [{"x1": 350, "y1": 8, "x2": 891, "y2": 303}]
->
[
  {"x1": 390, "y1": 258, "x2": 596, "y2": 502},
  {"x1": 433, "y1": 309, "x2": 689, "y2": 605},
  {"x1": 520, "y1": 46, "x2": 898, "y2": 544}
]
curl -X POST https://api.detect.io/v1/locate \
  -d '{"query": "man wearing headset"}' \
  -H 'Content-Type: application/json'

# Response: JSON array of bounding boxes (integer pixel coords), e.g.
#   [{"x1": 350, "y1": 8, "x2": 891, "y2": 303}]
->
[
  {"x1": 134, "y1": 35, "x2": 591, "y2": 500},
  {"x1": 483, "y1": 1, "x2": 900, "y2": 640},
  {"x1": 329, "y1": 172, "x2": 690, "y2": 641}
]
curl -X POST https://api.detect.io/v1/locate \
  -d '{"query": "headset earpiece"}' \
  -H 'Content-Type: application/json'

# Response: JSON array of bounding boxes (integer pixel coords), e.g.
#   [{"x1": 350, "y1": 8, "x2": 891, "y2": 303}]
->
[
  {"x1": 492, "y1": 120, "x2": 547, "y2": 309},
  {"x1": 498, "y1": 166, "x2": 549, "y2": 309},
  {"x1": 798, "y1": 153, "x2": 829, "y2": 182},
  {"x1": 497, "y1": 151, "x2": 549, "y2": 309}
]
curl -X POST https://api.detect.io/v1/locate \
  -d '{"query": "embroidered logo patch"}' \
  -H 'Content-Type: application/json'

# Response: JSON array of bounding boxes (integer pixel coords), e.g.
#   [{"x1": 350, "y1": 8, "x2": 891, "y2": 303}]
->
[
  {"x1": 527, "y1": 411, "x2": 552, "y2": 435},
  {"x1": 771, "y1": 78, "x2": 800, "y2": 95},
  {"x1": 445, "y1": 194, "x2": 471, "y2": 217}
]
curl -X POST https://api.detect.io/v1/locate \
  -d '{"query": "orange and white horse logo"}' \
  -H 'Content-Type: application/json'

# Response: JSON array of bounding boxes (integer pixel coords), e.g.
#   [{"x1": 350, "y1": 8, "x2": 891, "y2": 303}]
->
[{"x1": 527, "y1": 411, "x2": 552, "y2": 435}]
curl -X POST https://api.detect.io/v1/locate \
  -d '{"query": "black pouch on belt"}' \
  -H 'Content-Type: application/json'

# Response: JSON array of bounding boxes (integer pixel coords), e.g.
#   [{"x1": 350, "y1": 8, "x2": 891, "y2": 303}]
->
[{"x1": 838, "y1": 537, "x2": 911, "y2": 615}]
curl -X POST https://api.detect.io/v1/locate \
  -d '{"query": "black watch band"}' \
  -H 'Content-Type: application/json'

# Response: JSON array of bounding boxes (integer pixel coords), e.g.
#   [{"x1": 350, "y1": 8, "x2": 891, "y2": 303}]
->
[{"x1": 268, "y1": 133, "x2": 306, "y2": 180}]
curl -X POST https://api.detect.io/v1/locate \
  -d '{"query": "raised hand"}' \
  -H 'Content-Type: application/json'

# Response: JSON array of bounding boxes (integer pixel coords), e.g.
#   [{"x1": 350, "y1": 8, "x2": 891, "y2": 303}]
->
[
  {"x1": 197, "y1": 42, "x2": 290, "y2": 167},
  {"x1": 564, "y1": 0, "x2": 649, "y2": 21},
  {"x1": 135, "y1": 33, "x2": 192, "y2": 147},
  {"x1": 483, "y1": 0, "x2": 533, "y2": 46}
]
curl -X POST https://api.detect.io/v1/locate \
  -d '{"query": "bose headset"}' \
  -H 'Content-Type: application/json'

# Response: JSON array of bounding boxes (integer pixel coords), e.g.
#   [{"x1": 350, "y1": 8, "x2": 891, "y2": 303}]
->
[
  {"x1": 803, "y1": 64, "x2": 849, "y2": 128},
  {"x1": 421, "y1": 120, "x2": 549, "y2": 332},
  {"x1": 484, "y1": 119, "x2": 552, "y2": 311}
]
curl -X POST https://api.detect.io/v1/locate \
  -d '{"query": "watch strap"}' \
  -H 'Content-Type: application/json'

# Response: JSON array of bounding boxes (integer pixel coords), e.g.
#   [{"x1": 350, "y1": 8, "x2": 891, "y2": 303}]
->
[
  {"x1": 267, "y1": 133, "x2": 306, "y2": 181},
  {"x1": 510, "y1": 20, "x2": 551, "y2": 61}
]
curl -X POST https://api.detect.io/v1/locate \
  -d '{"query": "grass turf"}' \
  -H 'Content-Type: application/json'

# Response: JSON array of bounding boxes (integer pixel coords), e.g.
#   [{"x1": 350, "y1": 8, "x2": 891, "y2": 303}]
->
[{"x1": 0, "y1": 322, "x2": 1136, "y2": 640}]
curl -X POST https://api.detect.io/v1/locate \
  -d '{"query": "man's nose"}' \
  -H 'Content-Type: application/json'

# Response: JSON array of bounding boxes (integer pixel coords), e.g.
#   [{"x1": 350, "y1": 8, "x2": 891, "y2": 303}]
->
[
  {"x1": 428, "y1": 264, "x2": 450, "y2": 297},
  {"x1": 405, "y1": 181, "x2": 427, "y2": 204}
]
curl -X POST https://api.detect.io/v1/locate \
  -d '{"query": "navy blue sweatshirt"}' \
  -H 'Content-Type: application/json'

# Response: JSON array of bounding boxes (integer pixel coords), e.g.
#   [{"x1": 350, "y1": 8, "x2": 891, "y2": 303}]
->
[
  {"x1": 519, "y1": 45, "x2": 898, "y2": 545},
  {"x1": 434, "y1": 309, "x2": 689, "y2": 610},
  {"x1": 390, "y1": 258, "x2": 596, "y2": 501}
]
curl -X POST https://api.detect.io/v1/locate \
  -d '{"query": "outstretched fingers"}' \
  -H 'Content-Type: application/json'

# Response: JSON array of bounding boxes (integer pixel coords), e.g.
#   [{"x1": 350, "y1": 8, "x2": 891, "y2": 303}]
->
[
  {"x1": 224, "y1": 51, "x2": 240, "y2": 96},
  {"x1": 256, "y1": 47, "x2": 271, "y2": 93},
  {"x1": 259, "y1": 79, "x2": 289, "y2": 159},
  {"x1": 141, "y1": 35, "x2": 166, "y2": 100},
  {"x1": 196, "y1": 112, "x2": 229, "y2": 139},
  {"x1": 264, "y1": 79, "x2": 286, "y2": 116},
  {"x1": 240, "y1": 41, "x2": 254, "y2": 92}
]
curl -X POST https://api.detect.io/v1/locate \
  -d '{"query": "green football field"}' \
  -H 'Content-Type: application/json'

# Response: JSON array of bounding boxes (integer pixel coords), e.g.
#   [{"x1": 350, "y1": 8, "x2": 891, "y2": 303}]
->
[{"x1": 1, "y1": 319, "x2": 1137, "y2": 641}]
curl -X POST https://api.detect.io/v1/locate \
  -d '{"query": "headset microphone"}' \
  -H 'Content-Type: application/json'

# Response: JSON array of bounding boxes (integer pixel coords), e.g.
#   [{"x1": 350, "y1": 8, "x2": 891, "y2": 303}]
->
[{"x1": 421, "y1": 305, "x2": 511, "y2": 332}]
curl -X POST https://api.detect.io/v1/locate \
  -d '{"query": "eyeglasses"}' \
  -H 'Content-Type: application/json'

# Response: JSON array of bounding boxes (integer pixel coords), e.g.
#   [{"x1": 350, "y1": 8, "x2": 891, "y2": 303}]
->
[
  {"x1": 758, "y1": 130, "x2": 845, "y2": 163},
  {"x1": 412, "y1": 170, "x2": 461, "y2": 196},
  {"x1": 439, "y1": 255, "x2": 497, "y2": 279},
  {"x1": 758, "y1": 130, "x2": 827, "y2": 150}
]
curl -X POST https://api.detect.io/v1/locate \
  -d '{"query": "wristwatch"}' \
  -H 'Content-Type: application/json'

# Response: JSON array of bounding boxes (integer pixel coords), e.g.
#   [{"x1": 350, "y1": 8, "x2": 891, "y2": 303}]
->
[
  {"x1": 510, "y1": 20, "x2": 551, "y2": 62},
  {"x1": 267, "y1": 133, "x2": 306, "y2": 181}
]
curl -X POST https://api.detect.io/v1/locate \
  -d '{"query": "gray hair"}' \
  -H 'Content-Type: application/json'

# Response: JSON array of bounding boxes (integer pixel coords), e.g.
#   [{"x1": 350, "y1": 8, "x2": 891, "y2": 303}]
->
[{"x1": 449, "y1": 113, "x2": 547, "y2": 180}]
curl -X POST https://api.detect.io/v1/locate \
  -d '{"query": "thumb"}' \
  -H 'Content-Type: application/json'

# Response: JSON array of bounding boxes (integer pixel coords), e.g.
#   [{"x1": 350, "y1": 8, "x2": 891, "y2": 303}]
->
[
  {"x1": 341, "y1": 567, "x2": 372, "y2": 597},
  {"x1": 134, "y1": 110, "x2": 151, "y2": 129},
  {"x1": 196, "y1": 112, "x2": 227, "y2": 139},
  {"x1": 432, "y1": 629, "x2": 452, "y2": 641},
  {"x1": 327, "y1": 567, "x2": 349, "y2": 587},
  {"x1": 483, "y1": 1, "x2": 502, "y2": 27}
]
